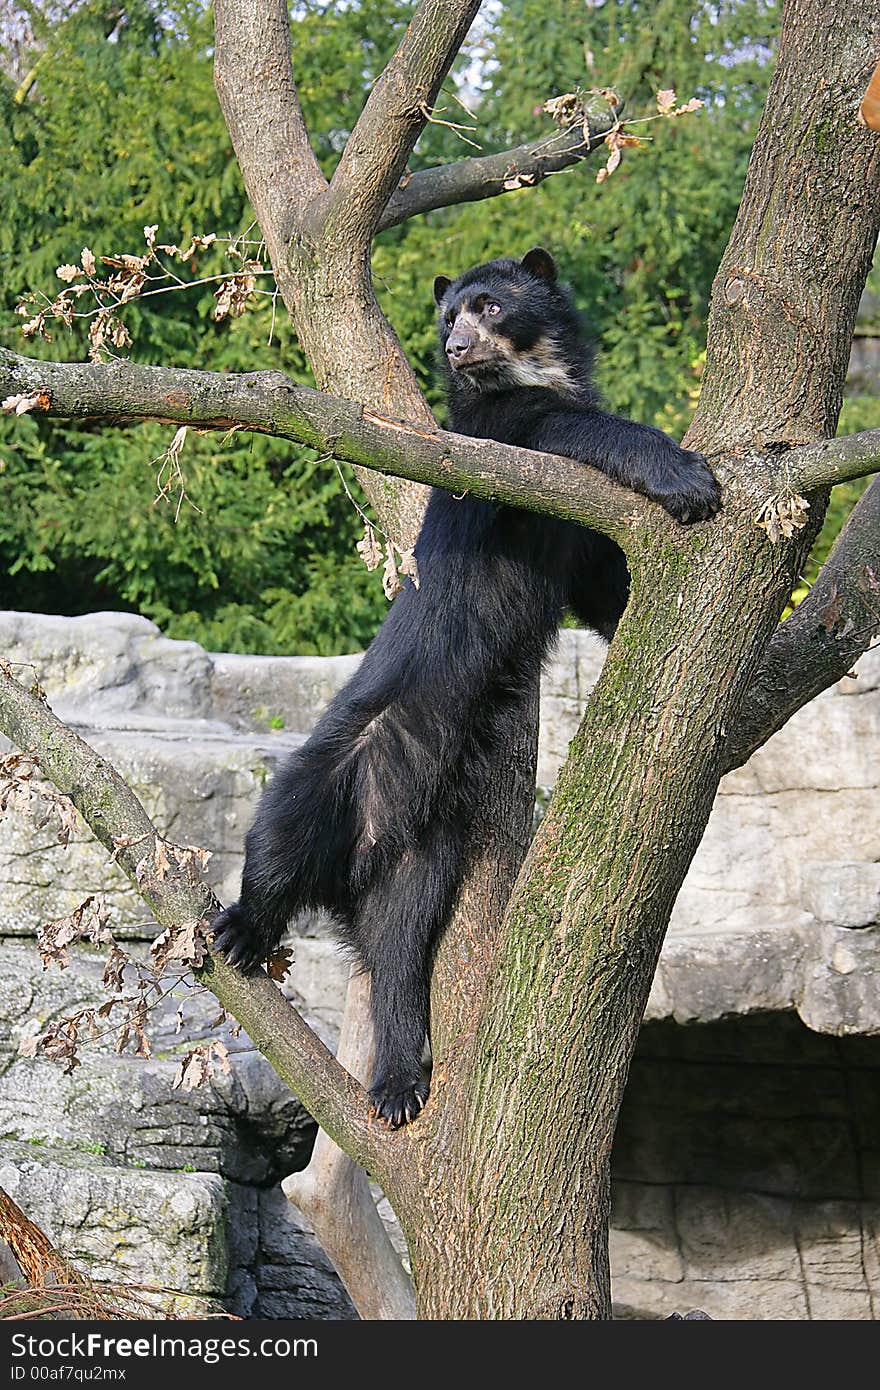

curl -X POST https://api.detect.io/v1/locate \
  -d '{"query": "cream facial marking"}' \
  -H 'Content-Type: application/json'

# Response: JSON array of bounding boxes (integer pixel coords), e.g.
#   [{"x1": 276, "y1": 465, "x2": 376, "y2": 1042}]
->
[
  {"x1": 503, "y1": 336, "x2": 576, "y2": 394},
  {"x1": 448, "y1": 309, "x2": 576, "y2": 394}
]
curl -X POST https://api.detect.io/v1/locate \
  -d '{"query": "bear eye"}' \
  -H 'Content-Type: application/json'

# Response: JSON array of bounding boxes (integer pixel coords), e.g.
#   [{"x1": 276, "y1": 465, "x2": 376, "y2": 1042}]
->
[
  {"x1": 486, "y1": 302, "x2": 502, "y2": 316},
  {"x1": 445, "y1": 312, "x2": 455, "y2": 327}
]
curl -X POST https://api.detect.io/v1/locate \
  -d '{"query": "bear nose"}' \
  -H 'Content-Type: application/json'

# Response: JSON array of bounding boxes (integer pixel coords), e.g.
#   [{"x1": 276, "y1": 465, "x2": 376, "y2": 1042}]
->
[{"x1": 446, "y1": 331, "x2": 474, "y2": 362}]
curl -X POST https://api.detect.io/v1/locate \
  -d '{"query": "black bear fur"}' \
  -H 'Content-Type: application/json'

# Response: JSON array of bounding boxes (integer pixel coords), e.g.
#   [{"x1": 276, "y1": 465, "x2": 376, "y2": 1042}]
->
[{"x1": 212, "y1": 248, "x2": 721, "y2": 1127}]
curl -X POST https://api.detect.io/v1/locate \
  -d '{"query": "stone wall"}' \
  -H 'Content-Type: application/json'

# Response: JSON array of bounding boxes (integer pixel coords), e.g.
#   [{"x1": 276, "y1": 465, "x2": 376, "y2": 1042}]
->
[
  {"x1": 612, "y1": 1015, "x2": 879, "y2": 1319},
  {"x1": 1, "y1": 610, "x2": 878, "y2": 1318}
]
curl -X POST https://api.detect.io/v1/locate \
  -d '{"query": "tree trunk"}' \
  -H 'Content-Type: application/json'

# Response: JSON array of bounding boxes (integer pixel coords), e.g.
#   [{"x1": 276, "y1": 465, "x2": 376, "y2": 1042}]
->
[
  {"x1": 4, "y1": 0, "x2": 878, "y2": 1324},
  {"x1": 282, "y1": 239, "x2": 433, "y2": 548},
  {"x1": 364, "y1": 0, "x2": 880, "y2": 1318}
]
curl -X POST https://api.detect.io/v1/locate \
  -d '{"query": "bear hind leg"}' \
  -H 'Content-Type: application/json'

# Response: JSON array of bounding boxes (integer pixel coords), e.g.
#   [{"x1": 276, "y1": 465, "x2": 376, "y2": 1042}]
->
[{"x1": 352, "y1": 825, "x2": 463, "y2": 1127}]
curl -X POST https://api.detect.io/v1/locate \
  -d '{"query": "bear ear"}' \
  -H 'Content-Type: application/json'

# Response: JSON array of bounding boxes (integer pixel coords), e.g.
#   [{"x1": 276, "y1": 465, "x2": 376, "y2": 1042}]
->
[
  {"x1": 433, "y1": 275, "x2": 452, "y2": 306},
  {"x1": 521, "y1": 247, "x2": 557, "y2": 282}
]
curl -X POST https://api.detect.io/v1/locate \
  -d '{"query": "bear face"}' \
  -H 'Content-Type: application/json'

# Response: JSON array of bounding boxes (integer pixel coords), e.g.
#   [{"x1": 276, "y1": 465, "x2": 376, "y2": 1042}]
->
[{"x1": 433, "y1": 248, "x2": 584, "y2": 396}]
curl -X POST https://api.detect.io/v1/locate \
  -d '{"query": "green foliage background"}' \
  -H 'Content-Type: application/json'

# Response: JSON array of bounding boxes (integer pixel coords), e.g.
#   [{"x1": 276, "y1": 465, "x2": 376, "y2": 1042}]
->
[{"x1": 1, "y1": 0, "x2": 876, "y2": 654}]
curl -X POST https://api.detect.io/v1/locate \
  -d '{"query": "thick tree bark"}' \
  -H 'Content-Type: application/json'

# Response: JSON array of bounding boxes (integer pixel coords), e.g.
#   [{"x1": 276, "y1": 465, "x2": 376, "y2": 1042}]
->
[
  {"x1": 380, "y1": 0, "x2": 880, "y2": 1318},
  {"x1": 688, "y1": 1, "x2": 880, "y2": 455},
  {"x1": 399, "y1": 465, "x2": 802, "y2": 1317},
  {"x1": 4, "y1": 0, "x2": 880, "y2": 1322}
]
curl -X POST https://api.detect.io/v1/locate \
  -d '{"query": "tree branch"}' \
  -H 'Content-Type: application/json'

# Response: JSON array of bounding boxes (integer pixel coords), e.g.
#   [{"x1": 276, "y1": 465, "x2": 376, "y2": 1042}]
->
[
  {"x1": 376, "y1": 120, "x2": 617, "y2": 233},
  {"x1": 786, "y1": 428, "x2": 880, "y2": 490},
  {"x1": 316, "y1": 0, "x2": 482, "y2": 244},
  {"x1": 213, "y1": 0, "x2": 326, "y2": 249},
  {"x1": 723, "y1": 475, "x2": 880, "y2": 771},
  {"x1": 0, "y1": 665, "x2": 389, "y2": 1176},
  {"x1": 0, "y1": 349, "x2": 660, "y2": 551}
]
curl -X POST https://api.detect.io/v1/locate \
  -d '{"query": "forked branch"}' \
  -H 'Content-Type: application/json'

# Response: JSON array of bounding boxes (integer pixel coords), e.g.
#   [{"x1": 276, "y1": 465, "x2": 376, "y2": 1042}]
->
[{"x1": 319, "y1": 0, "x2": 483, "y2": 244}]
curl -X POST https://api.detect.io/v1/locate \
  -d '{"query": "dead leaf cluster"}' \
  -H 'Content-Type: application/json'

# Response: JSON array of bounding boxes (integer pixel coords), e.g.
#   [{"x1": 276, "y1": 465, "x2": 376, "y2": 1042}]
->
[
  {"x1": 14, "y1": 225, "x2": 268, "y2": 360},
  {"x1": 754, "y1": 490, "x2": 811, "y2": 543},
  {"x1": 0, "y1": 751, "x2": 80, "y2": 845},
  {"x1": 172, "y1": 1039, "x2": 231, "y2": 1092},
  {"x1": 542, "y1": 84, "x2": 703, "y2": 186}
]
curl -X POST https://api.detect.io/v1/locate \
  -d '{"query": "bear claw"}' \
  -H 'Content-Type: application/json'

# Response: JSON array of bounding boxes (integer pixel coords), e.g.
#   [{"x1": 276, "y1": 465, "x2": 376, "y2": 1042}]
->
[
  {"x1": 369, "y1": 1079, "x2": 430, "y2": 1129},
  {"x1": 211, "y1": 903, "x2": 265, "y2": 975}
]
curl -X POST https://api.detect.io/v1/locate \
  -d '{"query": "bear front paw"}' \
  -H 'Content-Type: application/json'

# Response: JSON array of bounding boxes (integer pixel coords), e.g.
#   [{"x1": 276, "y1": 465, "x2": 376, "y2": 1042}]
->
[{"x1": 657, "y1": 448, "x2": 722, "y2": 524}]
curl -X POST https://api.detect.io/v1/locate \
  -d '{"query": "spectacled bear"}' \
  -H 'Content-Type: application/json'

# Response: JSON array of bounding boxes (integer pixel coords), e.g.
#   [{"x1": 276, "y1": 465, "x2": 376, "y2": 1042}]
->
[{"x1": 212, "y1": 248, "x2": 721, "y2": 1127}]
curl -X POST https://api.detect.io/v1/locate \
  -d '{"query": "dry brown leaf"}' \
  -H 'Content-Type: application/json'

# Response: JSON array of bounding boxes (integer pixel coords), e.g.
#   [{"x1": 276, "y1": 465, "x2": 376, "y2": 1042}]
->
[
  {"x1": 754, "y1": 491, "x2": 810, "y2": 544},
  {"x1": 267, "y1": 946, "x2": 295, "y2": 982},
  {"x1": 109, "y1": 320, "x2": 132, "y2": 349},
  {"x1": 590, "y1": 86, "x2": 621, "y2": 108},
  {"x1": 173, "y1": 1040, "x2": 230, "y2": 1092},
  {"x1": 37, "y1": 895, "x2": 110, "y2": 972},
  {"x1": 542, "y1": 92, "x2": 583, "y2": 126},
  {"x1": 102, "y1": 945, "x2": 128, "y2": 993},
  {"x1": 502, "y1": 165, "x2": 538, "y2": 190},
  {"x1": 398, "y1": 549, "x2": 421, "y2": 590},
  {"x1": 382, "y1": 541, "x2": 402, "y2": 600},
  {"x1": 356, "y1": 522, "x2": 382, "y2": 572},
  {"x1": 101, "y1": 252, "x2": 150, "y2": 273},
  {"x1": 176, "y1": 842, "x2": 212, "y2": 873},
  {"x1": 150, "y1": 917, "x2": 209, "y2": 970},
  {"x1": 0, "y1": 751, "x2": 80, "y2": 845},
  {"x1": 132, "y1": 1009, "x2": 152, "y2": 1059},
  {"x1": 153, "y1": 840, "x2": 172, "y2": 880}
]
